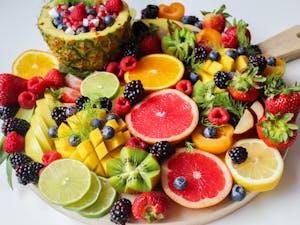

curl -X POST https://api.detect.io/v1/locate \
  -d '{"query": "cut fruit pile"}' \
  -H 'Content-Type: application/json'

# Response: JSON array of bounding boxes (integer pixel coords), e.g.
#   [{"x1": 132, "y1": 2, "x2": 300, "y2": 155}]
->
[{"x1": 0, "y1": 0, "x2": 299, "y2": 225}]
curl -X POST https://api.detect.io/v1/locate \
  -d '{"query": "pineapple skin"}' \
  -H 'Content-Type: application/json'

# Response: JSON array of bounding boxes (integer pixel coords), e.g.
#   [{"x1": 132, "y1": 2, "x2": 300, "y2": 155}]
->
[{"x1": 37, "y1": 1, "x2": 132, "y2": 71}]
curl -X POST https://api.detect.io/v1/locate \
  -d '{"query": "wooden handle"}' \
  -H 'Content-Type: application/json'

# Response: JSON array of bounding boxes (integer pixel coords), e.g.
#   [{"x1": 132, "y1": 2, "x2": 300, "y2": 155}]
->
[{"x1": 258, "y1": 25, "x2": 300, "y2": 62}]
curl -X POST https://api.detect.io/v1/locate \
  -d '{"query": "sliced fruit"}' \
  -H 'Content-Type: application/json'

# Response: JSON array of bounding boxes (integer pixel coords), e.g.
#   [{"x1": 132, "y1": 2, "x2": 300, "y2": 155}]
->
[
  {"x1": 250, "y1": 100, "x2": 265, "y2": 121},
  {"x1": 225, "y1": 138, "x2": 284, "y2": 192},
  {"x1": 107, "y1": 147, "x2": 160, "y2": 194},
  {"x1": 158, "y1": 2, "x2": 185, "y2": 21},
  {"x1": 64, "y1": 172, "x2": 101, "y2": 211},
  {"x1": 38, "y1": 159, "x2": 92, "y2": 206},
  {"x1": 126, "y1": 89, "x2": 199, "y2": 144},
  {"x1": 233, "y1": 108, "x2": 256, "y2": 139},
  {"x1": 161, "y1": 148, "x2": 232, "y2": 208},
  {"x1": 12, "y1": 49, "x2": 58, "y2": 79},
  {"x1": 192, "y1": 124, "x2": 234, "y2": 154},
  {"x1": 80, "y1": 71, "x2": 120, "y2": 100},
  {"x1": 25, "y1": 128, "x2": 44, "y2": 163},
  {"x1": 195, "y1": 28, "x2": 222, "y2": 48},
  {"x1": 79, "y1": 177, "x2": 117, "y2": 218},
  {"x1": 124, "y1": 54, "x2": 184, "y2": 91}
]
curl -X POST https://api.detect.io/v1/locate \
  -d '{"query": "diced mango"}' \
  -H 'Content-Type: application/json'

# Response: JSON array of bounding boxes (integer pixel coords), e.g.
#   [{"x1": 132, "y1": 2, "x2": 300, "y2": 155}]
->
[
  {"x1": 57, "y1": 123, "x2": 73, "y2": 137},
  {"x1": 84, "y1": 152, "x2": 99, "y2": 171},
  {"x1": 94, "y1": 164, "x2": 106, "y2": 177},
  {"x1": 235, "y1": 55, "x2": 248, "y2": 72},
  {"x1": 123, "y1": 130, "x2": 131, "y2": 140},
  {"x1": 104, "y1": 132, "x2": 128, "y2": 151},
  {"x1": 55, "y1": 137, "x2": 76, "y2": 158},
  {"x1": 220, "y1": 54, "x2": 235, "y2": 72},
  {"x1": 117, "y1": 119, "x2": 127, "y2": 131},
  {"x1": 95, "y1": 142, "x2": 109, "y2": 160},
  {"x1": 207, "y1": 61, "x2": 223, "y2": 75},
  {"x1": 69, "y1": 151, "x2": 83, "y2": 161},
  {"x1": 100, "y1": 148, "x2": 122, "y2": 175},
  {"x1": 89, "y1": 128, "x2": 103, "y2": 148},
  {"x1": 105, "y1": 119, "x2": 120, "y2": 132},
  {"x1": 202, "y1": 60, "x2": 212, "y2": 72},
  {"x1": 77, "y1": 139, "x2": 94, "y2": 159},
  {"x1": 199, "y1": 71, "x2": 214, "y2": 83},
  {"x1": 97, "y1": 109, "x2": 107, "y2": 120},
  {"x1": 66, "y1": 114, "x2": 81, "y2": 131}
]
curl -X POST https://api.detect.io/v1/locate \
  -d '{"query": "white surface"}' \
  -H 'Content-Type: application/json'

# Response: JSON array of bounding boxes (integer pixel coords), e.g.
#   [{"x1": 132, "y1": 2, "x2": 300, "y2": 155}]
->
[{"x1": 0, "y1": 0, "x2": 300, "y2": 225}]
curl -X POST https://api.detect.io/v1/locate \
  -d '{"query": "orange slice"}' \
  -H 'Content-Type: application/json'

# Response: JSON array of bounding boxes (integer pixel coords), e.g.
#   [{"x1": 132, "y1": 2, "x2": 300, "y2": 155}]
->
[
  {"x1": 12, "y1": 49, "x2": 59, "y2": 79},
  {"x1": 124, "y1": 54, "x2": 184, "y2": 91}
]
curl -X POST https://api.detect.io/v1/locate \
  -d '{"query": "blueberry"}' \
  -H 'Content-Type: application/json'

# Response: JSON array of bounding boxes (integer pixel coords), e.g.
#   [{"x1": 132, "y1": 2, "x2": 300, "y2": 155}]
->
[
  {"x1": 57, "y1": 23, "x2": 68, "y2": 31},
  {"x1": 194, "y1": 20, "x2": 202, "y2": 29},
  {"x1": 102, "y1": 126, "x2": 115, "y2": 139},
  {"x1": 181, "y1": 15, "x2": 199, "y2": 25},
  {"x1": 103, "y1": 15, "x2": 115, "y2": 26},
  {"x1": 267, "y1": 57, "x2": 276, "y2": 66},
  {"x1": 48, "y1": 126, "x2": 58, "y2": 138},
  {"x1": 75, "y1": 26, "x2": 89, "y2": 35},
  {"x1": 188, "y1": 72, "x2": 200, "y2": 84},
  {"x1": 226, "y1": 49, "x2": 237, "y2": 59},
  {"x1": 203, "y1": 126, "x2": 217, "y2": 138},
  {"x1": 230, "y1": 184, "x2": 246, "y2": 201},
  {"x1": 106, "y1": 113, "x2": 118, "y2": 121},
  {"x1": 69, "y1": 134, "x2": 81, "y2": 147},
  {"x1": 173, "y1": 176, "x2": 188, "y2": 190},
  {"x1": 236, "y1": 46, "x2": 248, "y2": 56},
  {"x1": 208, "y1": 50, "x2": 220, "y2": 61},
  {"x1": 65, "y1": 107, "x2": 77, "y2": 117},
  {"x1": 52, "y1": 16, "x2": 63, "y2": 27},
  {"x1": 228, "y1": 71, "x2": 235, "y2": 79},
  {"x1": 86, "y1": 8, "x2": 97, "y2": 17},
  {"x1": 91, "y1": 118, "x2": 104, "y2": 129}
]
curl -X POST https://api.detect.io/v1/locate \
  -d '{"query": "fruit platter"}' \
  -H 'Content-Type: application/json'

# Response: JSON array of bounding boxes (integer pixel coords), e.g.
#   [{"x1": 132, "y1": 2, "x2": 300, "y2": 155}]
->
[{"x1": 0, "y1": 0, "x2": 300, "y2": 225}]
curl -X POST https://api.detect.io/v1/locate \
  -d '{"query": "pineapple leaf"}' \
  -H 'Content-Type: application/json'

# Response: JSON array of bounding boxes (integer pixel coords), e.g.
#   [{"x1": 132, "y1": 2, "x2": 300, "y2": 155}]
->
[{"x1": 6, "y1": 159, "x2": 13, "y2": 190}]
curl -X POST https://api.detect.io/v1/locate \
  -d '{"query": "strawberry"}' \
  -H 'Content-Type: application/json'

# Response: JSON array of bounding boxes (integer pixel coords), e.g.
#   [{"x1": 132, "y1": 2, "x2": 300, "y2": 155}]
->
[
  {"x1": 256, "y1": 112, "x2": 298, "y2": 149},
  {"x1": 44, "y1": 68, "x2": 65, "y2": 88},
  {"x1": 221, "y1": 19, "x2": 251, "y2": 48},
  {"x1": 106, "y1": 0, "x2": 123, "y2": 13},
  {"x1": 0, "y1": 74, "x2": 28, "y2": 106},
  {"x1": 201, "y1": 4, "x2": 230, "y2": 33},
  {"x1": 64, "y1": 74, "x2": 82, "y2": 91},
  {"x1": 3, "y1": 131, "x2": 25, "y2": 153},
  {"x1": 139, "y1": 35, "x2": 162, "y2": 56},
  {"x1": 61, "y1": 87, "x2": 81, "y2": 103},
  {"x1": 228, "y1": 67, "x2": 266, "y2": 102},
  {"x1": 132, "y1": 191, "x2": 169, "y2": 223},
  {"x1": 70, "y1": 2, "x2": 86, "y2": 21}
]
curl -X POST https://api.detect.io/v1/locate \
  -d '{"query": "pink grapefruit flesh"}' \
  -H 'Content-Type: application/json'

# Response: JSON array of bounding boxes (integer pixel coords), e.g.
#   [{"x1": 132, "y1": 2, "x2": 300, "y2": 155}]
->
[
  {"x1": 161, "y1": 148, "x2": 233, "y2": 208},
  {"x1": 125, "y1": 89, "x2": 199, "y2": 144}
]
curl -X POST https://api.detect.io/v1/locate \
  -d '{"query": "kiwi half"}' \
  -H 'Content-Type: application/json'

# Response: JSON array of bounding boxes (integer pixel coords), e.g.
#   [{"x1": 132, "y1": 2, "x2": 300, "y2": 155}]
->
[{"x1": 107, "y1": 147, "x2": 160, "y2": 194}]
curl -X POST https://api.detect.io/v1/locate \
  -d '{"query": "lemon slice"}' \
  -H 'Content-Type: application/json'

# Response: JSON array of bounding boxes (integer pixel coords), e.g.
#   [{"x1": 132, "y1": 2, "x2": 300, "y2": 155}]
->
[
  {"x1": 80, "y1": 71, "x2": 120, "y2": 100},
  {"x1": 38, "y1": 159, "x2": 92, "y2": 206},
  {"x1": 225, "y1": 138, "x2": 284, "y2": 192},
  {"x1": 12, "y1": 49, "x2": 59, "y2": 79}
]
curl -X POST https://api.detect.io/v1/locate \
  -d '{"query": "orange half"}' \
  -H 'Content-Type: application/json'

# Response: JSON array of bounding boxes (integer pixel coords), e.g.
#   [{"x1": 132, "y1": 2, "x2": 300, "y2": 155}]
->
[{"x1": 124, "y1": 54, "x2": 184, "y2": 91}]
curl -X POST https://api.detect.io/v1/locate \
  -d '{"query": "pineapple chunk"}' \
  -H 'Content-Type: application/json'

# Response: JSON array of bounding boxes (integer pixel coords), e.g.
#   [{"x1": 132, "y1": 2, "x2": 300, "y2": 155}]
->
[
  {"x1": 235, "y1": 55, "x2": 248, "y2": 72},
  {"x1": 207, "y1": 61, "x2": 223, "y2": 75},
  {"x1": 220, "y1": 54, "x2": 235, "y2": 72}
]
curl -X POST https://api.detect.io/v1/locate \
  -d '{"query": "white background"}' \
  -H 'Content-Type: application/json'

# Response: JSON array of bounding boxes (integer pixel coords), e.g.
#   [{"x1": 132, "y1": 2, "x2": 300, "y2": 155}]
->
[{"x1": 0, "y1": 0, "x2": 300, "y2": 225}]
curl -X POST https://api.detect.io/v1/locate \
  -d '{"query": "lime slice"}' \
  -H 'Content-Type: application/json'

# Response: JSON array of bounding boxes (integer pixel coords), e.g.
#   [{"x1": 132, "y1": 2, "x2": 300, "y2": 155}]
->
[
  {"x1": 38, "y1": 159, "x2": 92, "y2": 206},
  {"x1": 80, "y1": 71, "x2": 120, "y2": 100},
  {"x1": 79, "y1": 177, "x2": 117, "y2": 218},
  {"x1": 64, "y1": 172, "x2": 102, "y2": 211}
]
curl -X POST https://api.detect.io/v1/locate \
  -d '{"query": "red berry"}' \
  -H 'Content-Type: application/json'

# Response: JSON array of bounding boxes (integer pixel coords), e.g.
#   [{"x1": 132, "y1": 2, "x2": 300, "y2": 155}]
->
[
  {"x1": 106, "y1": 62, "x2": 125, "y2": 80},
  {"x1": 106, "y1": 0, "x2": 123, "y2": 13},
  {"x1": 70, "y1": 2, "x2": 86, "y2": 21},
  {"x1": 3, "y1": 131, "x2": 25, "y2": 153},
  {"x1": 44, "y1": 68, "x2": 65, "y2": 88},
  {"x1": 27, "y1": 76, "x2": 47, "y2": 95},
  {"x1": 139, "y1": 36, "x2": 162, "y2": 56},
  {"x1": 120, "y1": 56, "x2": 138, "y2": 71},
  {"x1": 175, "y1": 79, "x2": 193, "y2": 95},
  {"x1": 113, "y1": 96, "x2": 131, "y2": 117},
  {"x1": 125, "y1": 137, "x2": 147, "y2": 150},
  {"x1": 42, "y1": 151, "x2": 62, "y2": 166},
  {"x1": 207, "y1": 107, "x2": 230, "y2": 125},
  {"x1": 18, "y1": 91, "x2": 36, "y2": 109}
]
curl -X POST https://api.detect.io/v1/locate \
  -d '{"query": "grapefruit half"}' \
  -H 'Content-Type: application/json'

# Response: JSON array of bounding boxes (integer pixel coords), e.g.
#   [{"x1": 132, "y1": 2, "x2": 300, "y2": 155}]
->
[
  {"x1": 161, "y1": 148, "x2": 233, "y2": 208},
  {"x1": 125, "y1": 89, "x2": 199, "y2": 144}
]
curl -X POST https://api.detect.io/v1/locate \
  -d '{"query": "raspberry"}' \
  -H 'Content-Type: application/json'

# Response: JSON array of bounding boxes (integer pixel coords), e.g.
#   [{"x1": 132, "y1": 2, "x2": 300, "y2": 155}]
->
[
  {"x1": 139, "y1": 36, "x2": 161, "y2": 56},
  {"x1": 27, "y1": 76, "x2": 47, "y2": 95},
  {"x1": 120, "y1": 56, "x2": 138, "y2": 72},
  {"x1": 113, "y1": 96, "x2": 131, "y2": 117},
  {"x1": 44, "y1": 68, "x2": 65, "y2": 88},
  {"x1": 42, "y1": 151, "x2": 62, "y2": 166},
  {"x1": 3, "y1": 131, "x2": 25, "y2": 153},
  {"x1": 17, "y1": 91, "x2": 36, "y2": 109},
  {"x1": 175, "y1": 80, "x2": 193, "y2": 95},
  {"x1": 70, "y1": 2, "x2": 86, "y2": 21},
  {"x1": 125, "y1": 137, "x2": 148, "y2": 150},
  {"x1": 207, "y1": 107, "x2": 230, "y2": 125},
  {"x1": 106, "y1": 62, "x2": 125, "y2": 80},
  {"x1": 106, "y1": 0, "x2": 123, "y2": 13}
]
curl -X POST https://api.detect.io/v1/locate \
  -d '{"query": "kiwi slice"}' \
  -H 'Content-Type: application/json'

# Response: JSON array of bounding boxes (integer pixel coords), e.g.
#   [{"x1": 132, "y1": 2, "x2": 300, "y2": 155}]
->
[{"x1": 107, "y1": 147, "x2": 160, "y2": 194}]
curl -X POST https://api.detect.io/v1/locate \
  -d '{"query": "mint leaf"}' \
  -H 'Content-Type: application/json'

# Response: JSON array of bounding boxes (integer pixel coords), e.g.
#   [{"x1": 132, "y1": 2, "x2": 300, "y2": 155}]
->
[
  {"x1": 0, "y1": 136, "x2": 8, "y2": 166},
  {"x1": 6, "y1": 159, "x2": 13, "y2": 190}
]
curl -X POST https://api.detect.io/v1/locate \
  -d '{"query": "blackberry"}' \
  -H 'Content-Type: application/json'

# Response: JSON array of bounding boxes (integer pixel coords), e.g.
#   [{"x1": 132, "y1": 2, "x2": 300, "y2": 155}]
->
[
  {"x1": 148, "y1": 141, "x2": 175, "y2": 162},
  {"x1": 0, "y1": 106, "x2": 19, "y2": 120},
  {"x1": 229, "y1": 146, "x2": 248, "y2": 164},
  {"x1": 248, "y1": 44, "x2": 262, "y2": 55},
  {"x1": 51, "y1": 106, "x2": 68, "y2": 126},
  {"x1": 99, "y1": 97, "x2": 112, "y2": 112},
  {"x1": 16, "y1": 162, "x2": 44, "y2": 185},
  {"x1": 132, "y1": 21, "x2": 149, "y2": 38},
  {"x1": 248, "y1": 55, "x2": 267, "y2": 74},
  {"x1": 123, "y1": 80, "x2": 144, "y2": 104},
  {"x1": 110, "y1": 198, "x2": 132, "y2": 225},
  {"x1": 214, "y1": 71, "x2": 230, "y2": 89},
  {"x1": 1, "y1": 117, "x2": 30, "y2": 136},
  {"x1": 121, "y1": 42, "x2": 139, "y2": 58},
  {"x1": 8, "y1": 152, "x2": 32, "y2": 170},
  {"x1": 75, "y1": 95, "x2": 90, "y2": 111},
  {"x1": 141, "y1": 5, "x2": 159, "y2": 19},
  {"x1": 194, "y1": 46, "x2": 207, "y2": 63},
  {"x1": 228, "y1": 111, "x2": 240, "y2": 127}
]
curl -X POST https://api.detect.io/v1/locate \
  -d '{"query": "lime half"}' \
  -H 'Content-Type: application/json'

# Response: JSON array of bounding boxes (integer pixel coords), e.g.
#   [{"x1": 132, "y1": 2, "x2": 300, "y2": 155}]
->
[
  {"x1": 79, "y1": 177, "x2": 117, "y2": 218},
  {"x1": 64, "y1": 172, "x2": 102, "y2": 211},
  {"x1": 38, "y1": 159, "x2": 92, "y2": 206},
  {"x1": 80, "y1": 71, "x2": 120, "y2": 100}
]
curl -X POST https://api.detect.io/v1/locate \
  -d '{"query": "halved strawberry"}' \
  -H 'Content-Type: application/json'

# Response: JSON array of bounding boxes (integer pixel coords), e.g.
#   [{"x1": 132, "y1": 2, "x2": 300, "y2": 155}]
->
[
  {"x1": 61, "y1": 87, "x2": 81, "y2": 103},
  {"x1": 64, "y1": 74, "x2": 82, "y2": 91}
]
